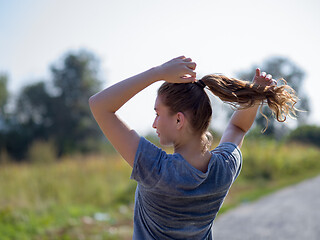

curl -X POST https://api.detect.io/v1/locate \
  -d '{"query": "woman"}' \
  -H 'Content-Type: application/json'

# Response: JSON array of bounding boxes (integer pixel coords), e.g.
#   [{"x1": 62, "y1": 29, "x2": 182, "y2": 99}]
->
[{"x1": 89, "y1": 56, "x2": 297, "y2": 239}]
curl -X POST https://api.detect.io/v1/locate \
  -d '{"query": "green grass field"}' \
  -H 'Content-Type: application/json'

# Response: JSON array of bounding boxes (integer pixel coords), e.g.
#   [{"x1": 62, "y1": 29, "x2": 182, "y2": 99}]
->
[{"x1": 1, "y1": 139, "x2": 320, "y2": 240}]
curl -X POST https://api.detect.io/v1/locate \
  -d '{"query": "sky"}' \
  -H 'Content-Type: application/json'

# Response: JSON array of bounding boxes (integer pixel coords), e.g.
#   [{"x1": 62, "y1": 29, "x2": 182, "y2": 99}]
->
[{"x1": 1, "y1": 0, "x2": 319, "y2": 135}]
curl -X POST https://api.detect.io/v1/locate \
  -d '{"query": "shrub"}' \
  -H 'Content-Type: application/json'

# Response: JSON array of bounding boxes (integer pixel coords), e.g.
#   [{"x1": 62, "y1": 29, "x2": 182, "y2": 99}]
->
[
  {"x1": 0, "y1": 148, "x2": 12, "y2": 164},
  {"x1": 287, "y1": 125, "x2": 320, "y2": 148},
  {"x1": 241, "y1": 139, "x2": 320, "y2": 180},
  {"x1": 28, "y1": 140, "x2": 56, "y2": 164}
]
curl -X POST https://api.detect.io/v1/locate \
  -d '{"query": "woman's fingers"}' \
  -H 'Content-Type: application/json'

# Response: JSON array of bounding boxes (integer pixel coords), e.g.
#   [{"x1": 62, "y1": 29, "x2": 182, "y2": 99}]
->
[
  {"x1": 174, "y1": 56, "x2": 196, "y2": 70},
  {"x1": 266, "y1": 74, "x2": 272, "y2": 80},
  {"x1": 180, "y1": 68, "x2": 196, "y2": 82},
  {"x1": 162, "y1": 56, "x2": 197, "y2": 83},
  {"x1": 181, "y1": 56, "x2": 196, "y2": 70},
  {"x1": 254, "y1": 68, "x2": 277, "y2": 86},
  {"x1": 256, "y1": 68, "x2": 261, "y2": 77},
  {"x1": 183, "y1": 68, "x2": 196, "y2": 78},
  {"x1": 189, "y1": 70, "x2": 196, "y2": 78},
  {"x1": 186, "y1": 61, "x2": 196, "y2": 70},
  {"x1": 176, "y1": 55, "x2": 186, "y2": 60},
  {"x1": 180, "y1": 75, "x2": 196, "y2": 83}
]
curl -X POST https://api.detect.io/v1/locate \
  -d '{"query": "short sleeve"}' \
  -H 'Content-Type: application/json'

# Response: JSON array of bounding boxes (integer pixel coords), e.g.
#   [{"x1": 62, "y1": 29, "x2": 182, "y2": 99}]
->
[
  {"x1": 130, "y1": 137, "x2": 167, "y2": 188},
  {"x1": 212, "y1": 142, "x2": 242, "y2": 180}
]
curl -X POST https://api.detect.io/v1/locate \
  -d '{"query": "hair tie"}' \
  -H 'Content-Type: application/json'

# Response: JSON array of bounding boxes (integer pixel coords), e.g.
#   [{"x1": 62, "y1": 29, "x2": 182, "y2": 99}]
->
[{"x1": 195, "y1": 79, "x2": 206, "y2": 89}]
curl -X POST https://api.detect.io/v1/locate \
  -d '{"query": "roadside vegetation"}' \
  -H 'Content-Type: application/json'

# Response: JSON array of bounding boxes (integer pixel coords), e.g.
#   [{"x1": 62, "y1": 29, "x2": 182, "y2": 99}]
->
[{"x1": 1, "y1": 138, "x2": 320, "y2": 240}]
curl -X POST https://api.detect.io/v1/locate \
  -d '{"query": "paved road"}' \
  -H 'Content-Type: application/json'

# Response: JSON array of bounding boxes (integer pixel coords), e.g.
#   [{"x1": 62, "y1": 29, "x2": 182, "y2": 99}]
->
[{"x1": 213, "y1": 175, "x2": 320, "y2": 240}]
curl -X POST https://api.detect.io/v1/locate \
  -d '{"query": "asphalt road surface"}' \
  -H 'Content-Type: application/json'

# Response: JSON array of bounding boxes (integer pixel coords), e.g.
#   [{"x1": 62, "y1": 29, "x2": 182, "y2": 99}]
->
[{"x1": 213, "y1": 175, "x2": 320, "y2": 240}]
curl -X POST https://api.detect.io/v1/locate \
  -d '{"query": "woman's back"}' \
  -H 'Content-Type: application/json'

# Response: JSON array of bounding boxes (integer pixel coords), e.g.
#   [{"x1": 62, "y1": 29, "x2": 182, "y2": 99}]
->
[{"x1": 131, "y1": 137, "x2": 242, "y2": 239}]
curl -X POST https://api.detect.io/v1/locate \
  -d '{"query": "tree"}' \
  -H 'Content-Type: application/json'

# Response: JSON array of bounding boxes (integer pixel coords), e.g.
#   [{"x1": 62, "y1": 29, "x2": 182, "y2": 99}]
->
[
  {"x1": 50, "y1": 50, "x2": 103, "y2": 155},
  {"x1": 0, "y1": 74, "x2": 9, "y2": 160},
  {"x1": 0, "y1": 74, "x2": 9, "y2": 118},
  {"x1": 237, "y1": 57, "x2": 309, "y2": 138},
  {"x1": 1, "y1": 50, "x2": 104, "y2": 160},
  {"x1": 0, "y1": 81, "x2": 53, "y2": 160},
  {"x1": 16, "y1": 81, "x2": 53, "y2": 128},
  {"x1": 3, "y1": 50, "x2": 105, "y2": 160}
]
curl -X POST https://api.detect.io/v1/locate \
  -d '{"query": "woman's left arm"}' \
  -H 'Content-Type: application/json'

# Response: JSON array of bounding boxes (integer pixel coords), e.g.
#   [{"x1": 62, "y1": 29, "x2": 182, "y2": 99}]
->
[
  {"x1": 89, "y1": 56, "x2": 196, "y2": 167},
  {"x1": 220, "y1": 68, "x2": 276, "y2": 148}
]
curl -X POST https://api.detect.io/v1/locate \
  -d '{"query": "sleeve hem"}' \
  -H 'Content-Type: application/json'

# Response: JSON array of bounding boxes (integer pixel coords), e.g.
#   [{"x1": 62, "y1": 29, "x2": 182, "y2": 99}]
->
[
  {"x1": 217, "y1": 142, "x2": 242, "y2": 158},
  {"x1": 130, "y1": 136, "x2": 144, "y2": 180}
]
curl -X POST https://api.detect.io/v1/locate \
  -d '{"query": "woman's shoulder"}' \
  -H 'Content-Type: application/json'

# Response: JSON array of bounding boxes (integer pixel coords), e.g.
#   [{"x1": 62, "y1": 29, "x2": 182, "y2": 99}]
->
[
  {"x1": 211, "y1": 142, "x2": 241, "y2": 155},
  {"x1": 137, "y1": 137, "x2": 167, "y2": 156},
  {"x1": 210, "y1": 142, "x2": 242, "y2": 178}
]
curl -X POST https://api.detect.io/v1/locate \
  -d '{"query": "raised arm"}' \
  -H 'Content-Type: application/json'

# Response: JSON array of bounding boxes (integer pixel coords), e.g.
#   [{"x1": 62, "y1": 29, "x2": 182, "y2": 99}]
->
[
  {"x1": 89, "y1": 56, "x2": 196, "y2": 167},
  {"x1": 220, "y1": 68, "x2": 276, "y2": 148}
]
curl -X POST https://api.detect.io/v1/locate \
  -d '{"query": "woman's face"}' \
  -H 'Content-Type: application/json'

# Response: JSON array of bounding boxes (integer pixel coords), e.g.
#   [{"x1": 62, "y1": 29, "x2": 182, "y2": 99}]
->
[{"x1": 152, "y1": 96, "x2": 178, "y2": 146}]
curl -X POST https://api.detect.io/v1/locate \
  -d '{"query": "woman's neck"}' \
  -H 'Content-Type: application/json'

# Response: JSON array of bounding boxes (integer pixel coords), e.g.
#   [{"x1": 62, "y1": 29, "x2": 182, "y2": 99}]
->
[{"x1": 174, "y1": 135, "x2": 211, "y2": 173}]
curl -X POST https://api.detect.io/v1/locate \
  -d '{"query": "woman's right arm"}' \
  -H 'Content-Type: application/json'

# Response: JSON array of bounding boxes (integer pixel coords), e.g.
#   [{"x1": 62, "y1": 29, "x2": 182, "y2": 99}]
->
[
  {"x1": 220, "y1": 68, "x2": 275, "y2": 148},
  {"x1": 89, "y1": 56, "x2": 196, "y2": 167},
  {"x1": 89, "y1": 68, "x2": 159, "y2": 167}
]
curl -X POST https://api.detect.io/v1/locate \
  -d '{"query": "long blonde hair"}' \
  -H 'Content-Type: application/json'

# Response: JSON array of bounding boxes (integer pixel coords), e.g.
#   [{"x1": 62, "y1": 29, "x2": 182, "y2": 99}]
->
[
  {"x1": 158, "y1": 74, "x2": 298, "y2": 149},
  {"x1": 202, "y1": 74, "x2": 298, "y2": 122}
]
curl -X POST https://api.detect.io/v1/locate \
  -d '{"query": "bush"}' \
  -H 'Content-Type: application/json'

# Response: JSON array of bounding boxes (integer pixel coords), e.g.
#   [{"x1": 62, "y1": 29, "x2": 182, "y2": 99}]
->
[
  {"x1": 241, "y1": 139, "x2": 320, "y2": 180},
  {"x1": 28, "y1": 140, "x2": 57, "y2": 164},
  {"x1": 0, "y1": 148, "x2": 12, "y2": 164},
  {"x1": 287, "y1": 125, "x2": 320, "y2": 148}
]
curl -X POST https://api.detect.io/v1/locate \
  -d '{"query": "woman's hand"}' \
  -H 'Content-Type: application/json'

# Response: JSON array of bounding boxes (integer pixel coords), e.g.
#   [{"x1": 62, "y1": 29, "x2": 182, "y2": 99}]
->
[
  {"x1": 155, "y1": 56, "x2": 197, "y2": 83},
  {"x1": 253, "y1": 68, "x2": 277, "y2": 86}
]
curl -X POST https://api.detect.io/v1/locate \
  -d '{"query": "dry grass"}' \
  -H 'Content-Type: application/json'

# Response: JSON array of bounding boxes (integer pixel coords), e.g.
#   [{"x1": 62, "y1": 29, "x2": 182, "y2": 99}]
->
[{"x1": 1, "y1": 139, "x2": 320, "y2": 239}]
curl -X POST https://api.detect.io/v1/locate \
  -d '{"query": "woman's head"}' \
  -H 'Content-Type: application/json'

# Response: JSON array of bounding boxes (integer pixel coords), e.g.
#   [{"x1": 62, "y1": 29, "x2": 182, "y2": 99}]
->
[{"x1": 155, "y1": 82, "x2": 212, "y2": 149}]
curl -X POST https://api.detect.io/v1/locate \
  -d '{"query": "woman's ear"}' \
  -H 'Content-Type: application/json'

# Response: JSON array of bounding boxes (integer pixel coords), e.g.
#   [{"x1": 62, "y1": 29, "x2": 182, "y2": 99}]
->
[{"x1": 176, "y1": 112, "x2": 185, "y2": 130}]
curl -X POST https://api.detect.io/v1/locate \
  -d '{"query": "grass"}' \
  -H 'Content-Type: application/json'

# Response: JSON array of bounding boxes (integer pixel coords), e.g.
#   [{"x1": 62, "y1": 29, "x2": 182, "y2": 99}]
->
[
  {"x1": 1, "y1": 139, "x2": 320, "y2": 239},
  {"x1": 0, "y1": 154, "x2": 136, "y2": 240},
  {"x1": 219, "y1": 139, "x2": 320, "y2": 214}
]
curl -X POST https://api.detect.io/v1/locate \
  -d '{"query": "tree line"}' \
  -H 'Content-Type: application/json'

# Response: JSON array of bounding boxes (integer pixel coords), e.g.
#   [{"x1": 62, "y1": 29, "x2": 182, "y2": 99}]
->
[
  {"x1": 0, "y1": 50, "x2": 103, "y2": 161},
  {"x1": 0, "y1": 49, "x2": 318, "y2": 161}
]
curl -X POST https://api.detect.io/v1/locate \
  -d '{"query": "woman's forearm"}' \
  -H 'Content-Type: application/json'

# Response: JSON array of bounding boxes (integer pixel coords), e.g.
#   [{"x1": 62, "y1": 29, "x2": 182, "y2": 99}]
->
[
  {"x1": 229, "y1": 103, "x2": 260, "y2": 133},
  {"x1": 89, "y1": 56, "x2": 196, "y2": 114},
  {"x1": 89, "y1": 67, "x2": 161, "y2": 113}
]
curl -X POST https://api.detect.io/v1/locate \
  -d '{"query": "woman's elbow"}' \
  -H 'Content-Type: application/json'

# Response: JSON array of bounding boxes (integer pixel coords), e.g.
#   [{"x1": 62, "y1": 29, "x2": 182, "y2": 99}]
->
[
  {"x1": 89, "y1": 94, "x2": 114, "y2": 116},
  {"x1": 88, "y1": 95, "x2": 94, "y2": 107},
  {"x1": 89, "y1": 95, "x2": 99, "y2": 113}
]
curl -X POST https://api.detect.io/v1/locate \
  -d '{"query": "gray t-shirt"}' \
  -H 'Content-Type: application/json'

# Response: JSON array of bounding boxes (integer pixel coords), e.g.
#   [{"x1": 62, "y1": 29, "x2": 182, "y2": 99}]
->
[{"x1": 130, "y1": 137, "x2": 242, "y2": 240}]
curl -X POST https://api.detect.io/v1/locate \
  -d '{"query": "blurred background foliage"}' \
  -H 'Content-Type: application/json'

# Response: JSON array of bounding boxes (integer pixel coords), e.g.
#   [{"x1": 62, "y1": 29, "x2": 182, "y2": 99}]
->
[
  {"x1": 0, "y1": 49, "x2": 104, "y2": 161},
  {"x1": 1, "y1": 49, "x2": 320, "y2": 239},
  {"x1": 0, "y1": 49, "x2": 317, "y2": 161}
]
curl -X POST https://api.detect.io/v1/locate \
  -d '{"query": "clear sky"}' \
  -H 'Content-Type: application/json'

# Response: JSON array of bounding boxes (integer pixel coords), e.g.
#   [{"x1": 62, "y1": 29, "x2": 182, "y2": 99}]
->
[{"x1": 1, "y1": 0, "x2": 319, "y2": 135}]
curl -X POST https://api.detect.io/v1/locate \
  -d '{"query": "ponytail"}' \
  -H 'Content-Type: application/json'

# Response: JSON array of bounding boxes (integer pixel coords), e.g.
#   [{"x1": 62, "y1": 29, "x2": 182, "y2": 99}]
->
[
  {"x1": 200, "y1": 74, "x2": 298, "y2": 129},
  {"x1": 158, "y1": 74, "x2": 298, "y2": 150}
]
